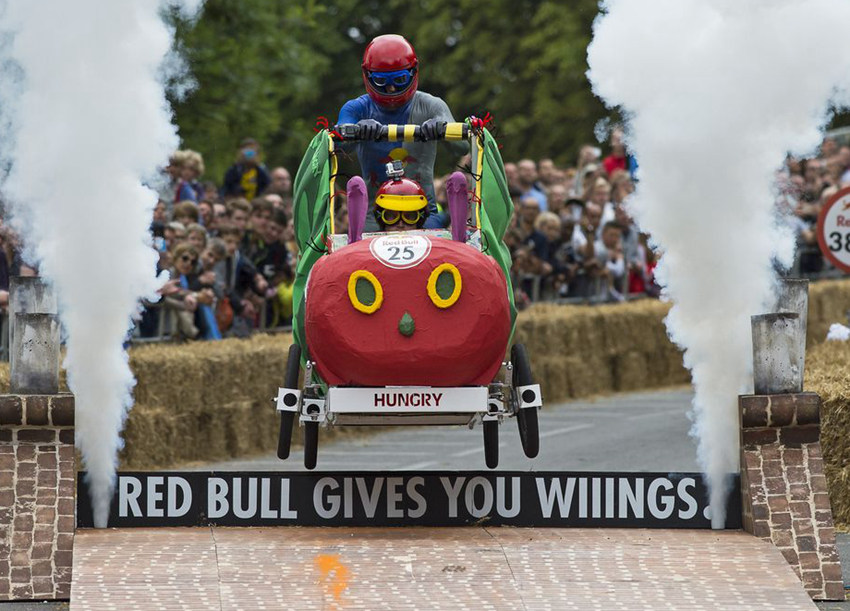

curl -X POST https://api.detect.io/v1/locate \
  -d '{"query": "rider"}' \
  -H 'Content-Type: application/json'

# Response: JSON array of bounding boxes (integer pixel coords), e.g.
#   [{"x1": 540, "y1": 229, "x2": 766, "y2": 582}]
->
[
  {"x1": 373, "y1": 161, "x2": 428, "y2": 232},
  {"x1": 337, "y1": 34, "x2": 467, "y2": 230}
]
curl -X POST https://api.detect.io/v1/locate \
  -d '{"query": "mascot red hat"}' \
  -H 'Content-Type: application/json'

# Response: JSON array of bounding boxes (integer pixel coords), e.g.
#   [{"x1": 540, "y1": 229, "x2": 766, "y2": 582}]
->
[{"x1": 362, "y1": 34, "x2": 419, "y2": 109}]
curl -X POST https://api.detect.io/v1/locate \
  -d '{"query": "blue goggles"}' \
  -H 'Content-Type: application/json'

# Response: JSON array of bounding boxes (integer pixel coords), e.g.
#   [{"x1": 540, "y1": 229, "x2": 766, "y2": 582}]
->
[{"x1": 367, "y1": 69, "x2": 415, "y2": 93}]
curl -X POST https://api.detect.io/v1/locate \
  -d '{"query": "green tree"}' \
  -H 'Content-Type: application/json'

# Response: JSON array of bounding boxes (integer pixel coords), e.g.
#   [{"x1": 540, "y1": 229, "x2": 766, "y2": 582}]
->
[
  {"x1": 170, "y1": 1, "x2": 612, "y2": 183},
  {"x1": 392, "y1": 0, "x2": 607, "y2": 165}
]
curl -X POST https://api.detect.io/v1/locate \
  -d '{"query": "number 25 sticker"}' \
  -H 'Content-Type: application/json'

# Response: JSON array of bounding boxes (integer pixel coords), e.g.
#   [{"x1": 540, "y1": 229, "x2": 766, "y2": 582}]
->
[
  {"x1": 817, "y1": 186, "x2": 850, "y2": 273},
  {"x1": 370, "y1": 235, "x2": 432, "y2": 269}
]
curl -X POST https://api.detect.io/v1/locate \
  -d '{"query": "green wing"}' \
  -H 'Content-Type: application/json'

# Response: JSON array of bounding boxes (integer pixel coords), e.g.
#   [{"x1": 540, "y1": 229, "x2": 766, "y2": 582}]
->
[
  {"x1": 473, "y1": 129, "x2": 517, "y2": 329},
  {"x1": 292, "y1": 131, "x2": 331, "y2": 253},
  {"x1": 292, "y1": 131, "x2": 332, "y2": 356}
]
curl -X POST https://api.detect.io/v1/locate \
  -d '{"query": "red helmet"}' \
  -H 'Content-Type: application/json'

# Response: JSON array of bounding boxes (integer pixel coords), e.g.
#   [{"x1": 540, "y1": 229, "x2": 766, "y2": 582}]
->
[
  {"x1": 376, "y1": 177, "x2": 427, "y2": 211},
  {"x1": 362, "y1": 35, "x2": 419, "y2": 109},
  {"x1": 374, "y1": 176, "x2": 428, "y2": 228}
]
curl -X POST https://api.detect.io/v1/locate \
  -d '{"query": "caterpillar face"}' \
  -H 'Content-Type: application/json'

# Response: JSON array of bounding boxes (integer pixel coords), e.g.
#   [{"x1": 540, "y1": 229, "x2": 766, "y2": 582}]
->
[{"x1": 305, "y1": 235, "x2": 511, "y2": 387}]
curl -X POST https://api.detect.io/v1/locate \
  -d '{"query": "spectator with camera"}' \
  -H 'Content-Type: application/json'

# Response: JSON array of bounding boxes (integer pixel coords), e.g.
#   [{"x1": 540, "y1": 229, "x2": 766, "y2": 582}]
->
[
  {"x1": 595, "y1": 221, "x2": 626, "y2": 302},
  {"x1": 586, "y1": 176, "x2": 615, "y2": 226},
  {"x1": 216, "y1": 224, "x2": 269, "y2": 336},
  {"x1": 551, "y1": 211, "x2": 579, "y2": 297},
  {"x1": 569, "y1": 201, "x2": 604, "y2": 298},
  {"x1": 253, "y1": 209, "x2": 294, "y2": 327}
]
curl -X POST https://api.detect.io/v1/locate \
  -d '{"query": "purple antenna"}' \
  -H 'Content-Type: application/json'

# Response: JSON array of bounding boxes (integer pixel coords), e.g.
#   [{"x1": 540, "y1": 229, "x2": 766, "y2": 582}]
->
[
  {"x1": 446, "y1": 172, "x2": 469, "y2": 243},
  {"x1": 346, "y1": 176, "x2": 368, "y2": 243}
]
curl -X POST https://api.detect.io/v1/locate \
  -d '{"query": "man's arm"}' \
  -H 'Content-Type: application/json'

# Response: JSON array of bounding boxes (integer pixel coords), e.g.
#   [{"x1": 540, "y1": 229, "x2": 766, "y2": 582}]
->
[
  {"x1": 338, "y1": 97, "x2": 369, "y2": 125},
  {"x1": 337, "y1": 97, "x2": 372, "y2": 153}
]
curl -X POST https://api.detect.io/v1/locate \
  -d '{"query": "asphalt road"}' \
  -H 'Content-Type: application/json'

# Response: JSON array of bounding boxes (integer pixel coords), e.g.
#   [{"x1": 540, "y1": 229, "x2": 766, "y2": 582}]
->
[{"x1": 200, "y1": 386, "x2": 702, "y2": 472}]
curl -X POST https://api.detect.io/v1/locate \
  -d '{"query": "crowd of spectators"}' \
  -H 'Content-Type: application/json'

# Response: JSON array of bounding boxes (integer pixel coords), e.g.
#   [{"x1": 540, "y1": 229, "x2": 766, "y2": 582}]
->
[
  {"x1": 434, "y1": 128, "x2": 850, "y2": 308},
  {"x1": 140, "y1": 138, "x2": 297, "y2": 341},
  {"x1": 436, "y1": 126, "x2": 658, "y2": 307},
  {"x1": 137, "y1": 127, "x2": 850, "y2": 342},
  {"x1": 778, "y1": 135, "x2": 850, "y2": 275}
]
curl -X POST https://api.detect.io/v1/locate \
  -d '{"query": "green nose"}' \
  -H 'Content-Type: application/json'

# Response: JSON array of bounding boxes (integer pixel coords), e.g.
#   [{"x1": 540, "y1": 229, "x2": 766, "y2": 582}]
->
[{"x1": 398, "y1": 311, "x2": 415, "y2": 337}]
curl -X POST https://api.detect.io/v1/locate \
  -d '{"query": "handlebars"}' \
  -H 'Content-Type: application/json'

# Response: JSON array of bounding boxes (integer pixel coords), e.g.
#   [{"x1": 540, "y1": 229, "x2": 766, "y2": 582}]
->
[{"x1": 334, "y1": 122, "x2": 470, "y2": 143}]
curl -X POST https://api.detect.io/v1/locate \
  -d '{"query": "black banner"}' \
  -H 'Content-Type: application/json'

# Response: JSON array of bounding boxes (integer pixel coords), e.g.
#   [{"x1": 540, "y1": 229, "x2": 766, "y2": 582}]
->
[{"x1": 77, "y1": 471, "x2": 742, "y2": 529}]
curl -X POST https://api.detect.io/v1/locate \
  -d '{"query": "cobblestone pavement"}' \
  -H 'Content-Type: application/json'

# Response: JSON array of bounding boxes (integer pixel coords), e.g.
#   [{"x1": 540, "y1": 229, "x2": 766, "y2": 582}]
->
[
  {"x1": 69, "y1": 526, "x2": 821, "y2": 611},
  {"x1": 818, "y1": 532, "x2": 850, "y2": 609}
]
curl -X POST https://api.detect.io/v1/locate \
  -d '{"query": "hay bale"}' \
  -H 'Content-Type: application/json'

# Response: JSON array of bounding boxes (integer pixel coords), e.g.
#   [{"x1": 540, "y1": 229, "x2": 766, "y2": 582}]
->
[
  {"x1": 805, "y1": 340, "x2": 850, "y2": 527},
  {"x1": 540, "y1": 357, "x2": 568, "y2": 403},
  {"x1": 520, "y1": 299, "x2": 683, "y2": 402},
  {"x1": 561, "y1": 354, "x2": 608, "y2": 398},
  {"x1": 120, "y1": 405, "x2": 191, "y2": 469},
  {"x1": 808, "y1": 279, "x2": 850, "y2": 347},
  {"x1": 513, "y1": 315, "x2": 534, "y2": 347},
  {"x1": 0, "y1": 277, "x2": 841, "y2": 471},
  {"x1": 121, "y1": 334, "x2": 293, "y2": 468},
  {"x1": 121, "y1": 398, "x2": 282, "y2": 469},
  {"x1": 613, "y1": 350, "x2": 650, "y2": 392},
  {"x1": 533, "y1": 314, "x2": 562, "y2": 357},
  {"x1": 130, "y1": 334, "x2": 290, "y2": 415}
]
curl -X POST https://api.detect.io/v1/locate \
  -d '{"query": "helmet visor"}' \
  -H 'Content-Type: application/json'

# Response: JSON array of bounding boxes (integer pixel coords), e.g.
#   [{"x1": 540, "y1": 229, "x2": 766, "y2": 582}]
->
[{"x1": 367, "y1": 69, "x2": 415, "y2": 95}]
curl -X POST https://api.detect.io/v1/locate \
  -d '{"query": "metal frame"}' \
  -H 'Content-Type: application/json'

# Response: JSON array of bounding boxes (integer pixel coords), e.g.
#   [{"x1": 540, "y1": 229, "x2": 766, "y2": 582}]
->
[{"x1": 282, "y1": 359, "x2": 534, "y2": 431}]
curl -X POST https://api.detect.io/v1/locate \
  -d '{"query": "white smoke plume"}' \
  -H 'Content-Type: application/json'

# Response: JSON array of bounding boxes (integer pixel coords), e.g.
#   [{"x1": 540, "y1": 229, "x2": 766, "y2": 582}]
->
[
  {"x1": 0, "y1": 0, "x2": 203, "y2": 527},
  {"x1": 588, "y1": 0, "x2": 850, "y2": 528}
]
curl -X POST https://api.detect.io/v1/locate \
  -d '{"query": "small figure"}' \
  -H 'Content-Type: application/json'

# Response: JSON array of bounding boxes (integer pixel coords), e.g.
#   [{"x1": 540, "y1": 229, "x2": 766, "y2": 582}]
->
[{"x1": 222, "y1": 138, "x2": 271, "y2": 200}]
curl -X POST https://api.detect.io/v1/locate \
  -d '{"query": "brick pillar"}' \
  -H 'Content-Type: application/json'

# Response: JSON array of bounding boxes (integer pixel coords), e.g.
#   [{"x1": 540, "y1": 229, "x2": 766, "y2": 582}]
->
[
  {"x1": 0, "y1": 394, "x2": 74, "y2": 601},
  {"x1": 739, "y1": 392, "x2": 844, "y2": 601}
]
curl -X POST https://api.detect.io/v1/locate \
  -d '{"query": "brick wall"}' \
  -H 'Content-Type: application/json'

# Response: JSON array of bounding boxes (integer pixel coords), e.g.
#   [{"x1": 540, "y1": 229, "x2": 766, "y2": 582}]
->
[
  {"x1": 0, "y1": 394, "x2": 74, "y2": 601},
  {"x1": 739, "y1": 392, "x2": 844, "y2": 601}
]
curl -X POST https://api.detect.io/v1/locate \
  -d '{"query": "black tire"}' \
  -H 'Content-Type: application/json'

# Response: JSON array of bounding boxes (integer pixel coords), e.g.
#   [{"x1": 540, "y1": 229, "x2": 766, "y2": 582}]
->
[
  {"x1": 277, "y1": 344, "x2": 301, "y2": 459},
  {"x1": 303, "y1": 421, "x2": 319, "y2": 470},
  {"x1": 483, "y1": 420, "x2": 499, "y2": 469},
  {"x1": 512, "y1": 343, "x2": 540, "y2": 459}
]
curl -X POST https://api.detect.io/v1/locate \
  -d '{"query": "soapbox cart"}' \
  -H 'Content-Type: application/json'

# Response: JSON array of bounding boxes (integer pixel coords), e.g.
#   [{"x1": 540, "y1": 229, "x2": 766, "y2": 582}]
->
[{"x1": 274, "y1": 120, "x2": 542, "y2": 469}]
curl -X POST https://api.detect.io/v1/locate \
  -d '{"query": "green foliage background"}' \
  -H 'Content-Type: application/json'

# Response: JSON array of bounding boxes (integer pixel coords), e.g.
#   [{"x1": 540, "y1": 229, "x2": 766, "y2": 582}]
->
[
  {"x1": 170, "y1": 0, "x2": 607, "y2": 182},
  {"x1": 170, "y1": 0, "x2": 850, "y2": 183}
]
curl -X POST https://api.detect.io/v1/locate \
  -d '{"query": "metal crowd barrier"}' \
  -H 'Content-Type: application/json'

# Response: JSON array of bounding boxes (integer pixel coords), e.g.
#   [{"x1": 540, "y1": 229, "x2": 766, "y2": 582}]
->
[
  {"x1": 130, "y1": 296, "x2": 292, "y2": 345},
  {"x1": 0, "y1": 313, "x2": 7, "y2": 362},
  {"x1": 0, "y1": 253, "x2": 839, "y2": 354}
]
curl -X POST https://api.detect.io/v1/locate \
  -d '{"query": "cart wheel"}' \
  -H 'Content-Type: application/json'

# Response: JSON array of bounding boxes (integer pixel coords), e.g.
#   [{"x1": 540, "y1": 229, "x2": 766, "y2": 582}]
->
[
  {"x1": 483, "y1": 420, "x2": 499, "y2": 469},
  {"x1": 303, "y1": 421, "x2": 319, "y2": 470},
  {"x1": 277, "y1": 344, "x2": 301, "y2": 459},
  {"x1": 512, "y1": 343, "x2": 540, "y2": 458}
]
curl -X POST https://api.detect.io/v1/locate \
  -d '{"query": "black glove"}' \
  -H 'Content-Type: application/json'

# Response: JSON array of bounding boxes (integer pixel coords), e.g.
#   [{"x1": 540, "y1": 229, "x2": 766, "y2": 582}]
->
[
  {"x1": 356, "y1": 119, "x2": 382, "y2": 141},
  {"x1": 420, "y1": 119, "x2": 441, "y2": 141}
]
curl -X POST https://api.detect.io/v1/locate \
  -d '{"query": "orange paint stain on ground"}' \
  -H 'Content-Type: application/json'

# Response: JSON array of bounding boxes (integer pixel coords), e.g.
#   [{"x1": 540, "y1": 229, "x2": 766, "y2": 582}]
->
[{"x1": 315, "y1": 553, "x2": 350, "y2": 601}]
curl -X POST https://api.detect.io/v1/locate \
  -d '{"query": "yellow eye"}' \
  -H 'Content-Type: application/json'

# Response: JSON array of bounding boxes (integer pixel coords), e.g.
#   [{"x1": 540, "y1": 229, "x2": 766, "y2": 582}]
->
[
  {"x1": 427, "y1": 263, "x2": 462, "y2": 308},
  {"x1": 348, "y1": 270, "x2": 383, "y2": 314}
]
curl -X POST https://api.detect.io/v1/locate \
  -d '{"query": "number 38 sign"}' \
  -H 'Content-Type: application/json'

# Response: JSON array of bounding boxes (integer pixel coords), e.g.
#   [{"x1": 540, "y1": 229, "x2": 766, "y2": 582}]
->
[{"x1": 817, "y1": 186, "x2": 850, "y2": 273}]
